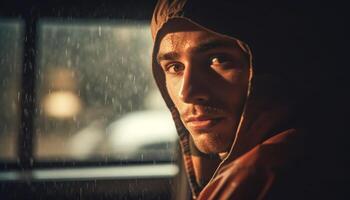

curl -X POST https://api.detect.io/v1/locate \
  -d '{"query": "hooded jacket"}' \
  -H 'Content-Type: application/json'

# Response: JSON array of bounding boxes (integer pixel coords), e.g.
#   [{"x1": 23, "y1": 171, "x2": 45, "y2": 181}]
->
[{"x1": 151, "y1": 1, "x2": 310, "y2": 199}]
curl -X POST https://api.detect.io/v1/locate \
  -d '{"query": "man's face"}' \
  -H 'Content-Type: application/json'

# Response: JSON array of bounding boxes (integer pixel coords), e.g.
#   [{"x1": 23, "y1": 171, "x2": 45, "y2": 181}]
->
[{"x1": 157, "y1": 23, "x2": 249, "y2": 154}]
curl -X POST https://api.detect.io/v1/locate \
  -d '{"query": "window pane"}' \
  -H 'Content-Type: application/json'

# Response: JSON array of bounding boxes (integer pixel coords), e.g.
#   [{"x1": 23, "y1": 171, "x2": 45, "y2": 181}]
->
[
  {"x1": 0, "y1": 19, "x2": 23, "y2": 161},
  {"x1": 35, "y1": 21, "x2": 177, "y2": 162}
]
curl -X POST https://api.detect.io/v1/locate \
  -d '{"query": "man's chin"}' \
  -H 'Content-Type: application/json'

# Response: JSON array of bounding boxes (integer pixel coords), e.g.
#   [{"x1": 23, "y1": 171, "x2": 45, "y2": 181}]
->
[{"x1": 192, "y1": 132, "x2": 233, "y2": 154}]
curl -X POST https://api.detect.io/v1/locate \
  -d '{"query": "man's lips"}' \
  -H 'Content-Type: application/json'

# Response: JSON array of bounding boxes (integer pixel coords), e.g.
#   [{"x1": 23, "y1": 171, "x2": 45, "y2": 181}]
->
[{"x1": 184, "y1": 115, "x2": 225, "y2": 131}]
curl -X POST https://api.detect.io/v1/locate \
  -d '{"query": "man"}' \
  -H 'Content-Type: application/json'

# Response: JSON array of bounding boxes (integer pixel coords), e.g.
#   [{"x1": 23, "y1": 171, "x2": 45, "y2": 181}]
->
[{"x1": 150, "y1": 0, "x2": 347, "y2": 199}]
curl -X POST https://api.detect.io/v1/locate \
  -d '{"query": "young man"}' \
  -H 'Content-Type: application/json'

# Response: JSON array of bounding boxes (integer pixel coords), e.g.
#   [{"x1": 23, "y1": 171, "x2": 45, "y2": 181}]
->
[{"x1": 150, "y1": 0, "x2": 347, "y2": 199}]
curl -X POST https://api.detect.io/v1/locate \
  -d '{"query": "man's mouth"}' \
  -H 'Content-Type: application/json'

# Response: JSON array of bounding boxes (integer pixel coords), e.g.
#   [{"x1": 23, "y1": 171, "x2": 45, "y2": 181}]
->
[{"x1": 185, "y1": 115, "x2": 225, "y2": 131}]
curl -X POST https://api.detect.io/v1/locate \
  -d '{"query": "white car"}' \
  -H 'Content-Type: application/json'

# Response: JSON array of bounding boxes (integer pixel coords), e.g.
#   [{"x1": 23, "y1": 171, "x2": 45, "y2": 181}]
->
[{"x1": 107, "y1": 110, "x2": 178, "y2": 161}]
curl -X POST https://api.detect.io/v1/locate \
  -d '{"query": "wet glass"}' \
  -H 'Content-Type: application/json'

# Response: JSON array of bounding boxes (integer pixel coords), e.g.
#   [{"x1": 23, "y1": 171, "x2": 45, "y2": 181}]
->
[
  {"x1": 0, "y1": 19, "x2": 23, "y2": 161},
  {"x1": 35, "y1": 20, "x2": 177, "y2": 162}
]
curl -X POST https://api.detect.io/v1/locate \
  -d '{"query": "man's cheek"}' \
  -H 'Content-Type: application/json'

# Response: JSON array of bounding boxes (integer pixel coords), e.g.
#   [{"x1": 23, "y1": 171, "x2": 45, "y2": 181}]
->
[
  {"x1": 225, "y1": 70, "x2": 247, "y2": 84},
  {"x1": 166, "y1": 81, "x2": 181, "y2": 103}
]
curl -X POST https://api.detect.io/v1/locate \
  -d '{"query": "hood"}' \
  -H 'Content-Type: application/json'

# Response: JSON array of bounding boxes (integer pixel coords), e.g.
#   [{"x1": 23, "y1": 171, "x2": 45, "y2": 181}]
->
[{"x1": 151, "y1": 0, "x2": 303, "y2": 198}]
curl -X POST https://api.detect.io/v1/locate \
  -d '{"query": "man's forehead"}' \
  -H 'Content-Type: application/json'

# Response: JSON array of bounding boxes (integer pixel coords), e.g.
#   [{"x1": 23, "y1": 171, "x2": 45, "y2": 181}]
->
[
  {"x1": 159, "y1": 30, "x2": 206, "y2": 52},
  {"x1": 157, "y1": 30, "x2": 239, "y2": 62}
]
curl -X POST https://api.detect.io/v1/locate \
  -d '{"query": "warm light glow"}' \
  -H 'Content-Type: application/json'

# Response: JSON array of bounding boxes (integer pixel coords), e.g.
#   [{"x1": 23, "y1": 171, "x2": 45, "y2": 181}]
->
[
  {"x1": 43, "y1": 91, "x2": 82, "y2": 118},
  {"x1": 47, "y1": 68, "x2": 77, "y2": 90}
]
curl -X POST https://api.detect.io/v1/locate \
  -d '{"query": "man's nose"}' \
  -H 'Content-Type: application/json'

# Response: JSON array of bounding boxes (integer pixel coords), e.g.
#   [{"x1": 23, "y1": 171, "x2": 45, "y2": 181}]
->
[{"x1": 179, "y1": 65, "x2": 209, "y2": 104}]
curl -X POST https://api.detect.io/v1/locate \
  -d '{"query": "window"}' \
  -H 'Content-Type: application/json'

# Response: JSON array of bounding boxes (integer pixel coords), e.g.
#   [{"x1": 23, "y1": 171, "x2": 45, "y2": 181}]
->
[
  {"x1": 0, "y1": 2, "x2": 185, "y2": 199},
  {"x1": 34, "y1": 20, "x2": 177, "y2": 162},
  {"x1": 0, "y1": 19, "x2": 23, "y2": 161}
]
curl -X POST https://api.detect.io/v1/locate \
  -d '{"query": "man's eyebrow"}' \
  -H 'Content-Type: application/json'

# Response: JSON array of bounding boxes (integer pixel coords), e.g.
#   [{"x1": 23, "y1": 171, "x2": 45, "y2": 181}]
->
[{"x1": 157, "y1": 51, "x2": 180, "y2": 63}]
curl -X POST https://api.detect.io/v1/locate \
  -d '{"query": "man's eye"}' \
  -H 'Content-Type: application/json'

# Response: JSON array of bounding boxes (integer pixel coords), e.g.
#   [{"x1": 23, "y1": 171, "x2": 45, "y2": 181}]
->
[
  {"x1": 166, "y1": 63, "x2": 184, "y2": 74},
  {"x1": 210, "y1": 55, "x2": 229, "y2": 66}
]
